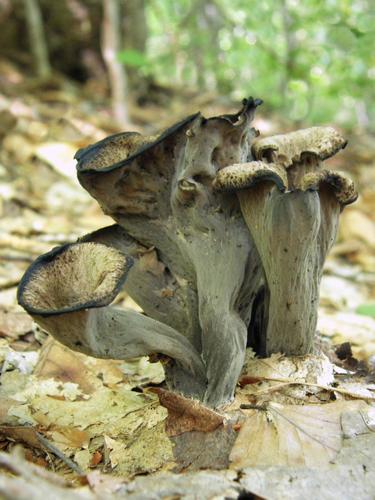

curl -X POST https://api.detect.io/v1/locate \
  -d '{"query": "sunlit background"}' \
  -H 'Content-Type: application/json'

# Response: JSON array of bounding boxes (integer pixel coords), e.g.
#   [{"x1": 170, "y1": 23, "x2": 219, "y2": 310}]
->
[
  {"x1": 1, "y1": 0, "x2": 374, "y2": 129},
  {"x1": 146, "y1": 0, "x2": 374, "y2": 128}
]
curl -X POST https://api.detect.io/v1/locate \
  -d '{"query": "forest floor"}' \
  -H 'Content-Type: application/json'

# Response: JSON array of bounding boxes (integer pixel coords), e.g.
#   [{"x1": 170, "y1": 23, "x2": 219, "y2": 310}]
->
[{"x1": 0, "y1": 59, "x2": 375, "y2": 499}]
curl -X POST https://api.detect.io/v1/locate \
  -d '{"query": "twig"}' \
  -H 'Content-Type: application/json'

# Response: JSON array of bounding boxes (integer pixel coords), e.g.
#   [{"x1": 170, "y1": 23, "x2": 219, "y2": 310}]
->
[
  {"x1": 242, "y1": 376, "x2": 375, "y2": 400},
  {"x1": 0, "y1": 234, "x2": 51, "y2": 255},
  {"x1": 0, "y1": 449, "x2": 69, "y2": 486},
  {"x1": 36, "y1": 432, "x2": 84, "y2": 476},
  {"x1": 0, "y1": 279, "x2": 21, "y2": 291}
]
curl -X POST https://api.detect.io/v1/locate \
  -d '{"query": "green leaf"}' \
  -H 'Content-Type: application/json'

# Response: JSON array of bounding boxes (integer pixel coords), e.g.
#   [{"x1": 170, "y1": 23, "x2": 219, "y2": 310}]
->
[
  {"x1": 356, "y1": 13, "x2": 375, "y2": 34},
  {"x1": 117, "y1": 49, "x2": 149, "y2": 68},
  {"x1": 328, "y1": 26, "x2": 357, "y2": 50},
  {"x1": 356, "y1": 303, "x2": 375, "y2": 318}
]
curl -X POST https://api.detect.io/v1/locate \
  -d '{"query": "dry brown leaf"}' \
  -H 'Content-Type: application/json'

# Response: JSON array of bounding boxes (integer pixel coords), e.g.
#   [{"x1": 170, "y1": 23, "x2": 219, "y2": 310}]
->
[
  {"x1": 103, "y1": 423, "x2": 174, "y2": 476},
  {"x1": 2, "y1": 134, "x2": 34, "y2": 163},
  {"x1": 243, "y1": 353, "x2": 335, "y2": 386},
  {"x1": 239, "y1": 376, "x2": 375, "y2": 402},
  {"x1": 319, "y1": 275, "x2": 366, "y2": 310},
  {"x1": 86, "y1": 469, "x2": 125, "y2": 495},
  {"x1": 120, "y1": 357, "x2": 165, "y2": 387},
  {"x1": 340, "y1": 209, "x2": 375, "y2": 250},
  {"x1": 49, "y1": 428, "x2": 89, "y2": 449},
  {"x1": 35, "y1": 339, "x2": 126, "y2": 393},
  {"x1": 90, "y1": 450, "x2": 103, "y2": 467},
  {"x1": 230, "y1": 400, "x2": 368, "y2": 469},
  {"x1": 0, "y1": 398, "x2": 20, "y2": 424},
  {"x1": 34, "y1": 339, "x2": 97, "y2": 394},
  {"x1": 0, "y1": 426, "x2": 42, "y2": 449},
  {"x1": 150, "y1": 388, "x2": 224, "y2": 437},
  {"x1": 318, "y1": 311, "x2": 375, "y2": 361},
  {"x1": 341, "y1": 406, "x2": 375, "y2": 438},
  {"x1": 171, "y1": 425, "x2": 238, "y2": 472},
  {"x1": 0, "y1": 309, "x2": 33, "y2": 339},
  {"x1": 33, "y1": 142, "x2": 79, "y2": 182},
  {"x1": 234, "y1": 353, "x2": 338, "y2": 406}
]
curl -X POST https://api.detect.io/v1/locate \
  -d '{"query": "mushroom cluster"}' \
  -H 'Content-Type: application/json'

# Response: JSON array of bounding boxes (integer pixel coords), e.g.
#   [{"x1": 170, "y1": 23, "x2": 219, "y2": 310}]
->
[
  {"x1": 17, "y1": 99, "x2": 357, "y2": 407},
  {"x1": 215, "y1": 127, "x2": 357, "y2": 356}
]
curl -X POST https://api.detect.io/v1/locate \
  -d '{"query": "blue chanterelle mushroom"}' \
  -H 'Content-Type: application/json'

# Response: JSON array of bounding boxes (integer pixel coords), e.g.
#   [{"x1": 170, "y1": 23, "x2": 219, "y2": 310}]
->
[{"x1": 214, "y1": 126, "x2": 357, "y2": 356}]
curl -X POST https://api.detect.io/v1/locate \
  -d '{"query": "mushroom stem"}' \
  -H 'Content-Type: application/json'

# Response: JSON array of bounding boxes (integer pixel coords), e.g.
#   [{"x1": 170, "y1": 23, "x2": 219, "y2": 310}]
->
[
  {"x1": 171, "y1": 183, "x2": 260, "y2": 406},
  {"x1": 34, "y1": 307, "x2": 206, "y2": 380},
  {"x1": 238, "y1": 185, "x2": 323, "y2": 354},
  {"x1": 17, "y1": 242, "x2": 206, "y2": 385},
  {"x1": 190, "y1": 222, "x2": 252, "y2": 406}
]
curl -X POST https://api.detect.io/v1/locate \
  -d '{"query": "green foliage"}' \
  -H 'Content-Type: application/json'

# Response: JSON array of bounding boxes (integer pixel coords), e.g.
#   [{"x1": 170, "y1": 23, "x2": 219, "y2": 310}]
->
[
  {"x1": 123, "y1": 0, "x2": 374, "y2": 129},
  {"x1": 117, "y1": 49, "x2": 149, "y2": 68},
  {"x1": 356, "y1": 303, "x2": 375, "y2": 318}
]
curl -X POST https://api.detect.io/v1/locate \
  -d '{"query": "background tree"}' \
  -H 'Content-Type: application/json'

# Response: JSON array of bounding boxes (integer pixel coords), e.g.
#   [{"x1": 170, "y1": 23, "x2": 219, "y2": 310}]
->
[
  {"x1": 23, "y1": 0, "x2": 51, "y2": 79},
  {"x1": 0, "y1": 0, "x2": 373, "y2": 130},
  {"x1": 122, "y1": 0, "x2": 148, "y2": 91},
  {"x1": 102, "y1": 0, "x2": 129, "y2": 127}
]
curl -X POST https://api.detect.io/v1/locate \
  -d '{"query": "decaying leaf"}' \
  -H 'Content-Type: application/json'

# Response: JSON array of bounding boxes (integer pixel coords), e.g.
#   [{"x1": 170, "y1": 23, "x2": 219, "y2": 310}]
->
[
  {"x1": 0, "y1": 341, "x2": 39, "y2": 374},
  {"x1": 104, "y1": 422, "x2": 174, "y2": 476},
  {"x1": 319, "y1": 275, "x2": 366, "y2": 310},
  {"x1": 0, "y1": 426, "x2": 42, "y2": 450},
  {"x1": 340, "y1": 208, "x2": 375, "y2": 250},
  {"x1": 49, "y1": 428, "x2": 89, "y2": 450},
  {"x1": 171, "y1": 425, "x2": 238, "y2": 472},
  {"x1": 120, "y1": 357, "x2": 165, "y2": 387},
  {"x1": 36, "y1": 338, "x2": 165, "y2": 393},
  {"x1": 341, "y1": 405, "x2": 375, "y2": 438},
  {"x1": 235, "y1": 353, "x2": 337, "y2": 406},
  {"x1": 150, "y1": 388, "x2": 224, "y2": 436},
  {"x1": 230, "y1": 400, "x2": 370, "y2": 469},
  {"x1": 0, "y1": 364, "x2": 173, "y2": 476},
  {"x1": 34, "y1": 338, "x2": 120, "y2": 394},
  {"x1": 318, "y1": 311, "x2": 375, "y2": 361},
  {"x1": 33, "y1": 142, "x2": 80, "y2": 182},
  {"x1": 0, "y1": 309, "x2": 33, "y2": 339}
]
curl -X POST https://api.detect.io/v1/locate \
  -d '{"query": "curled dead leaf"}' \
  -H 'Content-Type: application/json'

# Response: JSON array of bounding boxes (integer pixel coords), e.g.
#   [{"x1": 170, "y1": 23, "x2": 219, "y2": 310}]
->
[{"x1": 150, "y1": 388, "x2": 224, "y2": 436}]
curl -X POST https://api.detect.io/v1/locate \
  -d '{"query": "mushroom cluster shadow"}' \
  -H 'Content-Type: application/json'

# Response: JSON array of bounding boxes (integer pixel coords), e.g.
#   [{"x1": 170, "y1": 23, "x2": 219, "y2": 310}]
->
[{"x1": 17, "y1": 99, "x2": 357, "y2": 407}]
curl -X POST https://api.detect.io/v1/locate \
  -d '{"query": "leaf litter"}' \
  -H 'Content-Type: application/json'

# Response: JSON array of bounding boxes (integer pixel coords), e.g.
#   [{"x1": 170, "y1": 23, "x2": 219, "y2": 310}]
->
[{"x1": 0, "y1": 58, "x2": 375, "y2": 497}]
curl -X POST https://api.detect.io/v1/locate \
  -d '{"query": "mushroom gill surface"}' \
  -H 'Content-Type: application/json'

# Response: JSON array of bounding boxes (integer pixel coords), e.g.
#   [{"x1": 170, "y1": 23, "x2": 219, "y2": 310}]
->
[{"x1": 214, "y1": 127, "x2": 357, "y2": 356}]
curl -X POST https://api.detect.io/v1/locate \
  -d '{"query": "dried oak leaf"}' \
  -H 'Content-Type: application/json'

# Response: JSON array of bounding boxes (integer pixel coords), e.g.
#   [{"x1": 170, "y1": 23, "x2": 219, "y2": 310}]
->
[{"x1": 150, "y1": 388, "x2": 224, "y2": 436}]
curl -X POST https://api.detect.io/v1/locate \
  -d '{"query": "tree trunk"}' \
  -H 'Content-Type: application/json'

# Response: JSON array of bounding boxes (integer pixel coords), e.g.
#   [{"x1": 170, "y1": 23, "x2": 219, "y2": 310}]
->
[
  {"x1": 102, "y1": 0, "x2": 129, "y2": 128},
  {"x1": 122, "y1": 0, "x2": 148, "y2": 91},
  {"x1": 23, "y1": 0, "x2": 51, "y2": 78}
]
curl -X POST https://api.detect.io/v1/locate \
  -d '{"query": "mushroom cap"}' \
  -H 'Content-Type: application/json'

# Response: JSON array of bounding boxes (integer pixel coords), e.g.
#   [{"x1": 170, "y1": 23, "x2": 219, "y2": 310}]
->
[
  {"x1": 75, "y1": 98, "x2": 262, "y2": 176},
  {"x1": 301, "y1": 169, "x2": 358, "y2": 205},
  {"x1": 214, "y1": 161, "x2": 287, "y2": 192},
  {"x1": 76, "y1": 99, "x2": 263, "y2": 219},
  {"x1": 252, "y1": 127, "x2": 347, "y2": 167},
  {"x1": 76, "y1": 113, "x2": 201, "y2": 218},
  {"x1": 215, "y1": 126, "x2": 357, "y2": 207},
  {"x1": 214, "y1": 163, "x2": 357, "y2": 206},
  {"x1": 209, "y1": 96, "x2": 263, "y2": 127},
  {"x1": 17, "y1": 243, "x2": 132, "y2": 317},
  {"x1": 75, "y1": 113, "x2": 200, "y2": 174}
]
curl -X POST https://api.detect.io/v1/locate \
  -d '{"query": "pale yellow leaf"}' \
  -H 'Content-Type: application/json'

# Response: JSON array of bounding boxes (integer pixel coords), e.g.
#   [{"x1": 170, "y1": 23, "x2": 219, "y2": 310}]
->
[{"x1": 230, "y1": 400, "x2": 368, "y2": 469}]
